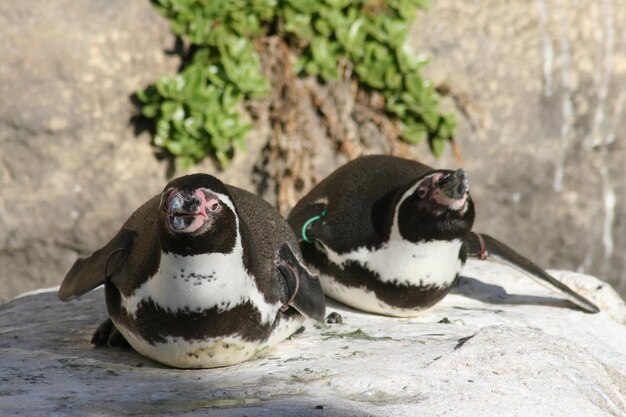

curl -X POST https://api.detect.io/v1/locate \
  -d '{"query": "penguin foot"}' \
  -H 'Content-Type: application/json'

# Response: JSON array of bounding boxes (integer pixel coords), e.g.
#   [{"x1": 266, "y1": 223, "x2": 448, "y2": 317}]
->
[
  {"x1": 325, "y1": 312, "x2": 343, "y2": 324},
  {"x1": 91, "y1": 318, "x2": 131, "y2": 349}
]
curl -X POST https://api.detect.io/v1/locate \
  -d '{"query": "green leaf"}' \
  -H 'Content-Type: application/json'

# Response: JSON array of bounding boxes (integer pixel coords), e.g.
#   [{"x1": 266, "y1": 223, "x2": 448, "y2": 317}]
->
[
  {"x1": 320, "y1": 65, "x2": 339, "y2": 80},
  {"x1": 402, "y1": 122, "x2": 428, "y2": 144},
  {"x1": 385, "y1": 94, "x2": 407, "y2": 117},
  {"x1": 396, "y1": 42, "x2": 429, "y2": 73},
  {"x1": 373, "y1": 44, "x2": 390, "y2": 61},
  {"x1": 171, "y1": 117, "x2": 187, "y2": 134},
  {"x1": 283, "y1": 7, "x2": 314, "y2": 40},
  {"x1": 160, "y1": 101, "x2": 181, "y2": 120},
  {"x1": 430, "y1": 137, "x2": 447, "y2": 157},
  {"x1": 421, "y1": 109, "x2": 440, "y2": 131},
  {"x1": 180, "y1": 66, "x2": 204, "y2": 98},
  {"x1": 173, "y1": 74, "x2": 186, "y2": 93},
  {"x1": 206, "y1": 64, "x2": 226, "y2": 88},
  {"x1": 438, "y1": 113, "x2": 457, "y2": 139},
  {"x1": 136, "y1": 85, "x2": 159, "y2": 103},
  {"x1": 385, "y1": 66, "x2": 402, "y2": 89},
  {"x1": 227, "y1": 37, "x2": 249, "y2": 59},
  {"x1": 339, "y1": 17, "x2": 365, "y2": 53},
  {"x1": 221, "y1": 84, "x2": 244, "y2": 110},
  {"x1": 305, "y1": 60, "x2": 320, "y2": 76},
  {"x1": 211, "y1": 134, "x2": 231, "y2": 152},
  {"x1": 215, "y1": 150, "x2": 231, "y2": 168},
  {"x1": 165, "y1": 139, "x2": 184, "y2": 156},
  {"x1": 285, "y1": 0, "x2": 319, "y2": 14},
  {"x1": 356, "y1": 63, "x2": 386, "y2": 89},
  {"x1": 155, "y1": 77, "x2": 173, "y2": 98},
  {"x1": 405, "y1": 73, "x2": 424, "y2": 96},
  {"x1": 141, "y1": 103, "x2": 159, "y2": 118},
  {"x1": 323, "y1": 0, "x2": 352, "y2": 8},
  {"x1": 314, "y1": 19, "x2": 333, "y2": 37},
  {"x1": 311, "y1": 36, "x2": 331, "y2": 65},
  {"x1": 155, "y1": 119, "x2": 170, "y2": 139},
  {"x1": 153, "y1": 133, "x2": 167, "y2": 147},
  {"x1": 183, "y1": 115, "x2": 203, "y2": 138},
  {"x1": 383, "y1": 17, "x2": 410, "y2": 46},
  {"x1": 203, "y1": 117, "x2": 219, "y2": 138},
  {"x1": 176, "y1": 156, "x2": 195, "y2": 171},
  {"x1": 217, "y1": 114, "x2": 237, "y2": 137},
  {"x1": 317, "y1": 6, "x2": 346, "y2": 32},
  {"x1": 232, "y1": 132, "x2": 247, "y2": 151}
]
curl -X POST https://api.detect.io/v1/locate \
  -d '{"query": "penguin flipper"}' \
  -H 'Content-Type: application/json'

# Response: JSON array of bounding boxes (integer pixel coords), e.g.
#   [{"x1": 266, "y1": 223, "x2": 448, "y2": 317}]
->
[
  {"x1": 465, "y1": 232, "x2": 599, "y2": 314},
  {"x1": 277, "y1": 243, "x2": 326, "y2": 321},
  {"x1": 58, "y1": 228, "x2": 137, "y2": 301}
]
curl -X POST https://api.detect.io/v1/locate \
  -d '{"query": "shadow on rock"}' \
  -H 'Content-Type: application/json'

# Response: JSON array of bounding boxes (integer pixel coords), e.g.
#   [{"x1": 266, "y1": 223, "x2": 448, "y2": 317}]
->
[
  {"x1": 100, "y1": 396, "x2": 373, "y2": 417},
  {"x1": 452, "y1": 275, "x2": 577, "y2": 311}
]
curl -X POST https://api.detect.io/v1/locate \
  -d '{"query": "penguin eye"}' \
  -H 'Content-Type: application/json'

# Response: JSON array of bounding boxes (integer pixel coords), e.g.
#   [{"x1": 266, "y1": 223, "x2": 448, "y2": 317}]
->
[
  {"x1": 416, "y1": 187, "x2": 429, "y2": 199},
  {"x1": 207, "y1": 200, "x2": 221, "y2": 213}
]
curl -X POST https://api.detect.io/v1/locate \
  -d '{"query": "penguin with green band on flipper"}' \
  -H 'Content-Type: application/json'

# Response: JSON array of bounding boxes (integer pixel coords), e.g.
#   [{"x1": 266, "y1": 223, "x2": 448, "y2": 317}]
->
[
  {"x1": 288, "y1": 155, "x2": 599, "y2": 317},
  {"x1": 59, "y1": 173, "x2": 325, "y2": 369}
]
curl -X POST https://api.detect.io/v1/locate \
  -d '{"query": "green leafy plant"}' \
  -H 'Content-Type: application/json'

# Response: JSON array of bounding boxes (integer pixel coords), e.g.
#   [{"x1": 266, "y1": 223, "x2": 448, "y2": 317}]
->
[{"x1": 138, "y1": 0, "x2": 456, "y2": 169}]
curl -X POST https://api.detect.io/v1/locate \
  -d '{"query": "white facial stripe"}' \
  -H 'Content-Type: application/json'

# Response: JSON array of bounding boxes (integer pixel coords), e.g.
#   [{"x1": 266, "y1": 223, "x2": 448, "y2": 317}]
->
[
  {"x1": 389, "y1": 174, "x2": 437, "y2": 240},
  {"x1": 201, "y1": 190, "x2": 236, "y2": 213},
  {"x1": 320, "y1": 239, "x2": 464, "y2": 288}
]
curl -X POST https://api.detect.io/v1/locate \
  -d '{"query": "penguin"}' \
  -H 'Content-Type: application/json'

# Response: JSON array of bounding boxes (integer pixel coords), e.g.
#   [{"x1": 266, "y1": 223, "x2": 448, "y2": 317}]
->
[
  {"x1": 59, "y1": 173, "x2": 326, "y2": 369},
  {"x1": 287, "y1": 155, "x2": 599, "y2": 317}
]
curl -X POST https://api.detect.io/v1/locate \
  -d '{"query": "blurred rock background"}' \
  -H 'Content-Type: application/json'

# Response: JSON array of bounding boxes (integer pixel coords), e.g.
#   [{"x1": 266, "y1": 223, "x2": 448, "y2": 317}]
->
[{"x1": 1, "y1": 0, "x2": 624, "y2": 302}]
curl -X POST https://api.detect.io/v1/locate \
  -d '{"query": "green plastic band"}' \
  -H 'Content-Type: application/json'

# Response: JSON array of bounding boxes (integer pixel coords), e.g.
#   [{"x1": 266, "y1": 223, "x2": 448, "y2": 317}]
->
[{"x1": 301, "y1": 210, "x2": 327, "y2": 243}]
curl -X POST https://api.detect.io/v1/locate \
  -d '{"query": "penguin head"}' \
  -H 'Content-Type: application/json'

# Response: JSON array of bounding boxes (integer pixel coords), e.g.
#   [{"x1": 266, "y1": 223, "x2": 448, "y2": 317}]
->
[
  {"x1": 394, "y1": 169, "x2": 475, "y2": 242},
  {"x1": 157, "y1": 174, "x2": 239, "y2": 255}
]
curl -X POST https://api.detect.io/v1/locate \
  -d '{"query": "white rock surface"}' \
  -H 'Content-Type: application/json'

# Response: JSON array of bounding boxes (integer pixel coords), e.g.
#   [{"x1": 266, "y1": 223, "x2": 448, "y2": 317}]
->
[{"x1": 1, "y1": 260, "x2": 625, "y2": 417}]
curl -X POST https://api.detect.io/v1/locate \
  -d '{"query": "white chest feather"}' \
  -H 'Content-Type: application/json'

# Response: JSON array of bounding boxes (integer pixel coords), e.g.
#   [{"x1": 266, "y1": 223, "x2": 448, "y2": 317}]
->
[
  {"x1": 114, "y1": 315, "x2": 304, "y2": 369},
  {"x1": 121, "y1": 246, "x2": 280, "y2": 324},
  {"x1": 322, "y1": 238, "x2": 464, "y2": 288}
]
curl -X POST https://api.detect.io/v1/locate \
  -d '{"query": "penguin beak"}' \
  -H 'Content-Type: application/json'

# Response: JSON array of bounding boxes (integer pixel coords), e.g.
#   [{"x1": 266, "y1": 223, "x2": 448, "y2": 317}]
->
[
  {"x1": 165, "y1": 189, "x2": 210, "y2": 233},
  {"x1": 431, "y1": 169, "x2": 470, "y2": 211},
  {"x1": 438, "y1": 169, "x2": 469, "y2": 199}
]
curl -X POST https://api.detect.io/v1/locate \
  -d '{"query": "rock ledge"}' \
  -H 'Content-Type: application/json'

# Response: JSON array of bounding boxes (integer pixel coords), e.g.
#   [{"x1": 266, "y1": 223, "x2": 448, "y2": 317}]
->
[{"x1": 1, "y1": 260, "x2": 625, "y2": 417}]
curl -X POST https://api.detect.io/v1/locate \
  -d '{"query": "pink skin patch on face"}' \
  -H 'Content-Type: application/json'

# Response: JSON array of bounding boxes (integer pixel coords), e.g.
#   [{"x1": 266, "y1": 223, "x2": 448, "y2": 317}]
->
[
  {"x1": 179, "y1": 212, "x2": 207, "y2": 234},
  {"x1": 168, "y1": 189, "x2": 220, "y2": 234},
  {"x1": 428, "y1": 173, "x2": 469, "y2": 211},
  {"x1": 434, "y1": 193, "x2": 468, "y2": 211}
]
